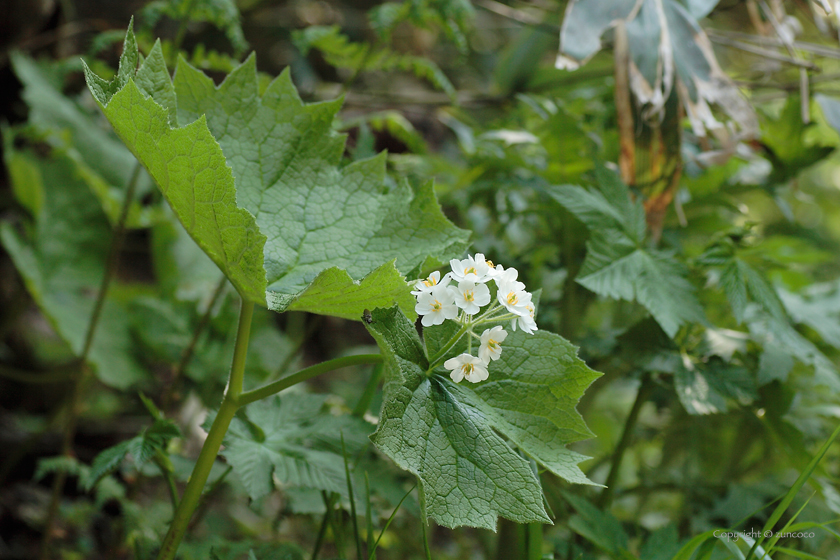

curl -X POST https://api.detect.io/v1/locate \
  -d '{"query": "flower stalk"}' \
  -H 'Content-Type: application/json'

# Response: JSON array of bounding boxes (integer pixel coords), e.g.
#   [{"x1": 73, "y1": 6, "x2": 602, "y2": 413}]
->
[{"x1": 416, "y1": 254, "x2": 538, "y2": 382}]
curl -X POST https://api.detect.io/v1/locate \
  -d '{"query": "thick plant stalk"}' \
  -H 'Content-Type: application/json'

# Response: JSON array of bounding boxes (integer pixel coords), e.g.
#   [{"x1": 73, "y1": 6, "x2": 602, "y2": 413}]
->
[
  {"x1": 155, "y1": 297, "x2": 382, "y2": 559},
  {"x1": 156, "y1": 299, "x2": 255, "y2": 560},
  {"x1": 526, "y1": 522, "x2": 543, "y2": 560}
]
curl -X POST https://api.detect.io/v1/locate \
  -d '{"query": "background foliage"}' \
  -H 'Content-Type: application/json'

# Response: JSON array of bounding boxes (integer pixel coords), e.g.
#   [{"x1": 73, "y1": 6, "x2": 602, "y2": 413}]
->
[{"x1": 2, "y1": 0, "x2": 840, "y2": 559}]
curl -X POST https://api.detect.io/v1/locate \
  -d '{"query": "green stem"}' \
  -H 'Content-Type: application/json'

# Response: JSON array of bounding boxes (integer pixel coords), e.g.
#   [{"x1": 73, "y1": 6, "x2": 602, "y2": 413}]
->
[
  {"x1": 311, "y1": 492, "x2": 337, "y2": 560},
  {"x1": 82, "y1": 161, "x2": 141, "y2": 360},
  {"x1": 341, "y1": 434, "x2": 363, "y2": 560},
  {"x1": 239, "y1": 354, "x2": 382, "y2": 406},
  {"x1": 156, "y1": 299, "x2": 254, "y2": 560},
  {"x1": 189, "y1": 465, "x2": 233, "y2": 532},
  {"x1": 427, "y1": 325, "x2": 468, "y2": 370},
  {"x1": 154, "y1": 453, "x2": 180, "y2": 510},
  {"x1": 40, "y1": 160, "x2": 141, "y2": 560},
  {"x1": 421, "y1": 516, "x2": 432, "y2": 560},
  {"x1": 597, "y1": 375, "x2": 653, "y2": 508},
  {"x1": 419, "y1": 484, "x2": 432, "y2": 560},
  {"x1": 526, "y1": 523, "x2": 543, "y2": 560}
]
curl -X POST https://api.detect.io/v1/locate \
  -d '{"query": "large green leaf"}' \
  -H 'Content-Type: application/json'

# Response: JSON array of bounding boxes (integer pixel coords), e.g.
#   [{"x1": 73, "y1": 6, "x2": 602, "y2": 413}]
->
[
  {"x1": 718, "y1": 257, "x2": 786, "y2": 325},
  {"x1": 0, "y1": 134, "x2": 148, "y2": 389},
  {"x1": 216, "y1": 393, "x2": 373, "y2": 501},
  {"x1": 364, "y1": 306, "x2": 600, "y2": 530},
  {"x1": 548, "y1": 167, "x2": 704, "y2": 337},
  {"x1": 83, "y1": 24, "x2": 469, "y2": 319}
]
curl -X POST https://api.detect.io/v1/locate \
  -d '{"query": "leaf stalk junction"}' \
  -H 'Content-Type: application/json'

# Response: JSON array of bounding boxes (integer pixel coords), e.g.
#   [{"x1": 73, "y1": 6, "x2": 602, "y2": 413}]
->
[{"x1": 156, "y1": 299, "x2": 382, "y2": 560}]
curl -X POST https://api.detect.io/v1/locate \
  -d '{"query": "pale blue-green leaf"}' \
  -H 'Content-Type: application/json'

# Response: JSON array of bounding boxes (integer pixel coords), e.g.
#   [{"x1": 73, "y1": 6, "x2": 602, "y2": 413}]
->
[
  {"x1": 0, "y1": 140, "x2": 147, "y2": 388},
  {"x1": 10, "y1": 51, "x2": 160, "y2": 228},
  {"x1": 746, "y1": 307, "x2": 840, "y2": 390},
  {"x1": 578, "y1": 247, "x2": 705, "y2": 337}
]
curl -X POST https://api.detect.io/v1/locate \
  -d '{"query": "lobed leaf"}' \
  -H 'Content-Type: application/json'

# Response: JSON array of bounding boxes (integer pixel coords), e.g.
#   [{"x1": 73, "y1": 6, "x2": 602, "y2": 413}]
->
[
  {"x1": 83, "y1": 24, "x2": 469, "y2": 320},
  {"x1": 548, "y1": 173, "x2": 705, "y2": 338},
  {"x1": 364, "y1": 306, "x2": 600, "y2": 530}
]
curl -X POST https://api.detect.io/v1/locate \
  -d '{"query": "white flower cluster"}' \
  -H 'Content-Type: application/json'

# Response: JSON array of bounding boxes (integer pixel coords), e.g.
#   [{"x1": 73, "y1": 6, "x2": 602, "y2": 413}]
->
[{"x1": 412, "y1": 253, "x2": 537, "y2": 384}]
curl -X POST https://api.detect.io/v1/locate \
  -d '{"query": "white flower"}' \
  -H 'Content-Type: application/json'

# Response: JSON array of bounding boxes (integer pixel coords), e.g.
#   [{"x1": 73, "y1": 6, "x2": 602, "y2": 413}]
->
[
  {"x1": 411, "y1": 271, "x2": 450, "y2": 296},
  {"x1": 450, "y1": 253, "x2": 491, "y2": 283},
  {"x1": 497, "y1": 279, "x2": 532, "y2": 316},
  {"x1": 512, "y1": 302, "x2": 538, "y2": 334},
  {"x1": 444, "y1": 353, "x2": 490, "y2": 383},
  {"x1": 452, "y1": 280, "x2": 491, "y2": 315},
  {"x1": 486, "y1": 263, "x2": 505, "y2": 280},
  {"x1": 493, "y1": 266, "x2": 524, "y2": 291},
  {"x1": 415, "y1": 285, "x2": 458, "y2": 327},
  {"x1": 479, "y1": 326, "x2": 508, "y2": 363}
]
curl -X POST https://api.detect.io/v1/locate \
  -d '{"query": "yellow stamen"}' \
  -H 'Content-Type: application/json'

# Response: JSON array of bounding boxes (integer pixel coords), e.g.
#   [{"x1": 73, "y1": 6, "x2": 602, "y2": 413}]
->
[
  {"x1": 465, "y1": 290, "x2": 474, "y2": 302},
  {"x1": 486, "y1": 259, "x2": 494, "y2": 268},
  {"x1": 465, "y1": 266, "x2": 476, "y2": 275},
  {"x1": 432, "y1": 300, "x2": 442, "y2": 311},
  {"x1": 506, "y1": 292, "x2": 518, "y2": 306}
]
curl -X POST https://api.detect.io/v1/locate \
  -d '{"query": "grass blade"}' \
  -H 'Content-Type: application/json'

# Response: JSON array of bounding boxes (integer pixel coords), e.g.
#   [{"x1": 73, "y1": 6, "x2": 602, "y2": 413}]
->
[
  {"x1": 365, "y1": 472, "x2": 373, "y2": 559},
  {"x1": 369, "y1": 483, "x2": 417, "y2": 560},
  {"x1": 341, "y1": 432, "x2": 363, "y2": 560},
  {"x1": 745, "y1": 423, "x2": 840, "y2": 560}
]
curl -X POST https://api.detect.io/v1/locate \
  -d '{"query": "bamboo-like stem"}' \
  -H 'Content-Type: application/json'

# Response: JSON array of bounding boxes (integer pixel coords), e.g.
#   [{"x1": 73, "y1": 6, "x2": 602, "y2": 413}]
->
[
  {"x1": 614, "y1": 21, "x2": 635, "y2": 187},
  {"x1": 40, "y1": 161, "x2": 141, "y2": 560}
]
